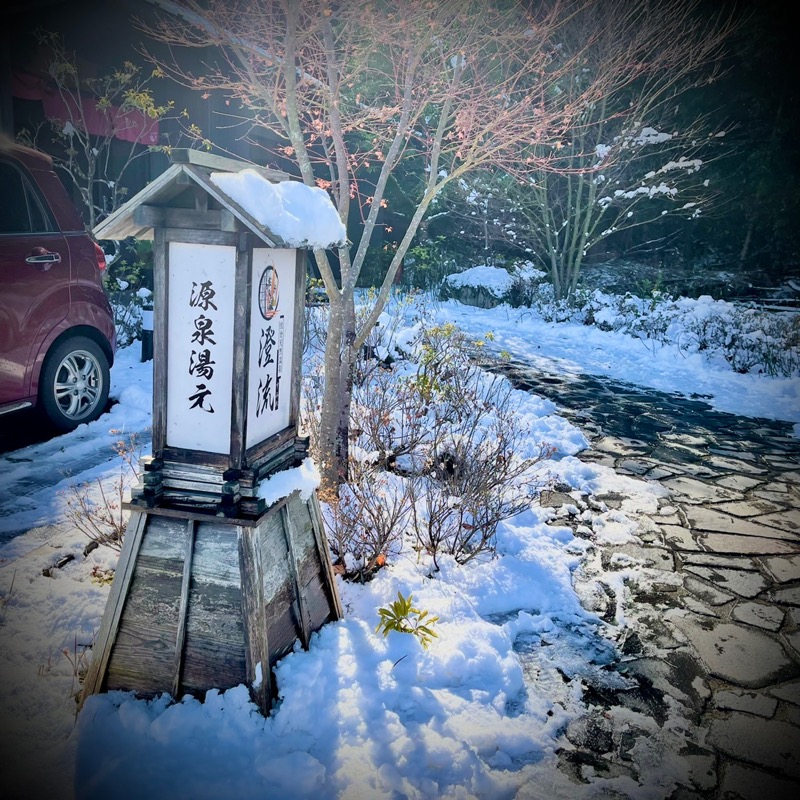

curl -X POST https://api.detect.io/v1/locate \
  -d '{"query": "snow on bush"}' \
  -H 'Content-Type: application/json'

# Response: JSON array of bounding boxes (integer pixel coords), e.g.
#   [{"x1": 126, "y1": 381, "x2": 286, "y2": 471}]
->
[
  {"x1": 442, "y1": 264, "x2": 515, "y2": 298},
  {"x1": 581, "y1": 290, "x2": 800, "y2": 377},
  {"x1": 442, "y1": 262, "x2": 800, "y2": 378},
  {"x1": 306, "y1": 302, "x2": 573, "y2": 577}
]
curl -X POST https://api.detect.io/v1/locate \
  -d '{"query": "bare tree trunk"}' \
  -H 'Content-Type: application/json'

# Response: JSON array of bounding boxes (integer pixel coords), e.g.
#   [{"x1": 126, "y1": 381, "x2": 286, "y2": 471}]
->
[
  {"x1": 317, "y1": 277, "x2": 358, "y2": 495},
  {"x1": 738, "y1": 218, "x2": 753, "y2": 271}
]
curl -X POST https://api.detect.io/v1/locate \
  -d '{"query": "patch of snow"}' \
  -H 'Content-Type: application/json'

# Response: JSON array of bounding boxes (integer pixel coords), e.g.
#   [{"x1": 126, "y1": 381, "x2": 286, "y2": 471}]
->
[
  {"x1": 256, "y1": 457, "x2": 320, "y2": 505},
  {"x1": 443, "y1": 265, "x2": 513, "y2": 297},
  {"x1": 210, "y1": 170, "x2": 346, "y2": 249}
]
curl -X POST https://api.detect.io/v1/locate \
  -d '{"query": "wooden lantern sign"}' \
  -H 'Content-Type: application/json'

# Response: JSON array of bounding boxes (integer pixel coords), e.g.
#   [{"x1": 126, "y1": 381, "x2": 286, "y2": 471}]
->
[{"x1": 81, "y1": 151, "x2": 343, "y2": 714}]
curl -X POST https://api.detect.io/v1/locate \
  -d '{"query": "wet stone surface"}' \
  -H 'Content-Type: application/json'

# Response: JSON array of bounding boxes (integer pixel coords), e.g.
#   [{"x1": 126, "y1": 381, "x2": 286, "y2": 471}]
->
[{"x1": 498, "y1": 360, "x2": 800, "y2": 799}]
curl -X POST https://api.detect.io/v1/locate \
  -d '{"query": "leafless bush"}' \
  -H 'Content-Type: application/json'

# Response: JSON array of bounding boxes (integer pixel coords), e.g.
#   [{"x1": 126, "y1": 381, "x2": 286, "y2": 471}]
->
[
  {"x1": 350, "y1": 368, "x2": 429, "y2": 470},
  {"x1": 322, "y1": 458, "x2": 413, "y2": 579},
  {"x1": 62, "y1": 632, "x2": 94, "y2": 710},
  {"x1": 313, "y1": 304, "x2": 555, "y2": 578},
  {"x1": 409, "y1": 378, "x2": 553, "y2": 569},
  {"x1": 62, "y1": 432, "x2": 142, "y2": 552}
]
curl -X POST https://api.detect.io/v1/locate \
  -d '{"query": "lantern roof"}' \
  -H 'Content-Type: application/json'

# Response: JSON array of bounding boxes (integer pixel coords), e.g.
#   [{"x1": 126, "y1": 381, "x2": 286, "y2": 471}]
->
[{"x1": 92, "y1": 149, "x2": 346, "y2": 249}]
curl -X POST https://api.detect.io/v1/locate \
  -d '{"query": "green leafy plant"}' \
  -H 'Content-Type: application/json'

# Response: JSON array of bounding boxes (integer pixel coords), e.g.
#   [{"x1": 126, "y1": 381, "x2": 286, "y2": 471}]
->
[{"x1": 376, "y1": 592, "x2": 439, "y2": 649}]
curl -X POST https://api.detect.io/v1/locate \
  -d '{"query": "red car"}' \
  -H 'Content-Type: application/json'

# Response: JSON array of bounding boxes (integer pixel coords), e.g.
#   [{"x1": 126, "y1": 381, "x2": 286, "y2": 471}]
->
[{"x1": 0, "y1": 140, "x2": 116, "y2": 431}]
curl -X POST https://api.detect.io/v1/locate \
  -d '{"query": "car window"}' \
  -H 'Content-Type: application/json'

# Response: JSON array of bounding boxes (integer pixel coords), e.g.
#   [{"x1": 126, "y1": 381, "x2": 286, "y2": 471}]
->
[{"x1": 0, "y1": 160, "x2": 54, "y2": 235}]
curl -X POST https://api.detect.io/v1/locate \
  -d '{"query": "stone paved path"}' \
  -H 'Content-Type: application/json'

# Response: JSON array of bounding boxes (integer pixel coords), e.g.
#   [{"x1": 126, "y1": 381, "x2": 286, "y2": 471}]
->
[{"x1": 502, "y1": 359, "x2": 800, "y2": 799}]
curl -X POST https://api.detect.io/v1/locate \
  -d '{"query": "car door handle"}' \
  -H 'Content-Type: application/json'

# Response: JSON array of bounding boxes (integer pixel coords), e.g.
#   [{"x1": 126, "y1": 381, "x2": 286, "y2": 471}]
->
[{"x1": 26, "y1": 250, "x2": 62, "y2": 264}]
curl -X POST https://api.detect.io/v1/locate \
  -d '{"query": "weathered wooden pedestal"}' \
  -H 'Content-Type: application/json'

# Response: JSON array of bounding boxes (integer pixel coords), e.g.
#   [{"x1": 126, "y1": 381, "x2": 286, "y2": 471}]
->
[
  {"x1": 81, "y1": 150, "x2": 343, "y2": 714},
  {"x1": 82, "y1": 491, "x2": 340, "y2": 712}
]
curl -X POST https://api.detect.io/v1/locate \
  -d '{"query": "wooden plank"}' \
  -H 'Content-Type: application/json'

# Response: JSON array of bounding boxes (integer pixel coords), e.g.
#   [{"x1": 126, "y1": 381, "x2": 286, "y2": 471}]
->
[
  {"x1": 162, "y1": 459, "x2": 227, "y2": 480},
  {"x1": 163, "y1": 227, "x2": 239, "y2": 247},
  {"x1": 134, "y1": 205, "x2": 242, "y2": 232},
  {"x1": 162, "y1": 477, "x2": 226, "y2": 493},
  {"x1": 122, "y1": 502, "x2": 261, "y2": 527},
  {"x1": 91, "y1": 163, "x2": 184, "y2": 241},
  {"x1": 169, "y1": 148, "x2": 291, "y2": 182},
  {"x1": 230, "y1": 233, "x2": 252, "y2": 470},
  {"x1": 290, "y1": 250, "x2": 307, "y2": 429},
  {"x1": 182, "y1": 522, "x2": 247, "y2": 693},
  {"x1": 172, "y1": 519, "x2": 196, "y2": 698},
  {"x1": 79, "y1": 511, "x2": 147, "y2": 706},
  {"x1": 152, "y1": 228, "x2": 168, "y2": 455},
  {"x1": 238, "y1": 526, "x2": 271, "y2": 713},
  {"x1": 245, "y1": 427, "x2": 296, "y2": 471},
  {"x1": 105, "y1": 516, "x2": 190, "y2": 693},
  {"x1": 306, "y1": 493, "x2": 343, "y2": 619},
  {"x1": 280, "y1": 505, "x2": 311, "y2": 648},
  {"x1": 259, "y1": 507, "x2": 305, "y2": 663},
  {"x1": 265, "y1": 602, "x2": 298, "y2": 667},
  {"x1": 162, "y1": 448, "x2": 229, "y2": 468},
  {"x1": 259, "y1": 509, "x2": 292, "y2": 605},
  {"x1": 304, "y1": 573, "x2": 337, "y2": 629},
  {"x1": 287, "y1": 492, "x2": 316, "y2": 556}
]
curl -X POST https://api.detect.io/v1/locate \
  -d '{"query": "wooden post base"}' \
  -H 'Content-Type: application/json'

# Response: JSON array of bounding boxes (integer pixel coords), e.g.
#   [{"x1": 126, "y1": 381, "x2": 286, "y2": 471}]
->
[{"x1": 80, "y1": 492, "x2": 341, "y2": 715}]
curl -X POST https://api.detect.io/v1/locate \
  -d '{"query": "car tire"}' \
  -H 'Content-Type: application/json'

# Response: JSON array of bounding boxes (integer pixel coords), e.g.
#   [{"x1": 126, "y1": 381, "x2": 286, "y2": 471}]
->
[{"x1": 39, "y1": 336, "x2": 110, "y2": 431}]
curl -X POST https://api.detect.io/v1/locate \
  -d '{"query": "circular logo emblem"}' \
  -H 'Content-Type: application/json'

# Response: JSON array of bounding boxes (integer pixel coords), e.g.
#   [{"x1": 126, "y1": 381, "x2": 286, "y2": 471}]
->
[{"x1": 257, "y1": 266, "x2": 279, "y2": 320}]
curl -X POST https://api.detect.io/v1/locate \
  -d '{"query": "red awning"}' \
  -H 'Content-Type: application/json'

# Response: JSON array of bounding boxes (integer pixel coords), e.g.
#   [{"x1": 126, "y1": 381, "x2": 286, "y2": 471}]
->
[{"x1": 12, "y1": 71, "x2": 160, "y2": 146}]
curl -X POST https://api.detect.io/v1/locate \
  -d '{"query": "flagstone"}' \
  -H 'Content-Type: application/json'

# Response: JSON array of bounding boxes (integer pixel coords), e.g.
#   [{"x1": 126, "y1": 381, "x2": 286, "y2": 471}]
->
[
  {"x1": 697, "y1": 533, "x2": 799, "y2": 556},
  {"x1": 754, "y1": 509, "x2": 800, "y2": 532},
  {"x1": 593, "y1": 436, "x2": 646, "y2": 456},
  {"x1": 731, "y1": 601, "x2": 784, "y2": 631},
  {"x1": 715, "y1": 474, "x2": 762, "y2": 491},
  {"x1": 661, "y1": 433, "x2": 709, "y2": 448},
  {"x1": 646, "y1": 466, "x2": 678, "y2": 480},
  {"x1": 709, "y1": 447, "x2": 759, "y2": 461},
  {"x1": 683, "y1": 576, "x2": 736, "y2": 606},
  {"x1": 760, "y1": 554, "x2": 800, "y2": 583},
  {"x1": 705, "y1": 455, "x2": 766, "y2": 474},
  {"x1": 709, "y1": 715, "x2": 800, "y2": 779},
  {"x1": 682, "y1": 596, "x2": 719, "y2": 618},
  {"x1": 683, "y1": 566, "x2": 767, "y2": 599},
  {"x1": 668, "y1": 617, "x2": 797, "y2": 688},
  {"x1": 662, "y1": 477, "x2": 739, "y2": 504},
  {"x1": 685, "y1": 506, "x2": 798, "y2": 541},
  {"x1": 714, "y1": 499, "x2": 782, "y2": 517},
  {"x1": 680, "y1": 552, "x2": 761, "y2": 570},
  {"x1": 718, "y1": 763, "x2": 799, "y2": 799},
  {"x1": 769, "y1": 680, "x2": 800, "y2": 706},
  {"x1": 772, "y1": 585, "x2": 800, "y2": 606},
  {"x1": 783, "y1": 630, "x2": 800, "y2": 660},
  {"x1": 714, "y1": 689, "x2": 777, "y2": 718},
  {"x1": 660, "y1": 525, "x2": 702, "y2": 551},
  {"x1": 617, "y1": 459, "x2": 651, "y2": 475},
  {"x1": 611, "y1": 544, "x2": 674, "y2": 572}
]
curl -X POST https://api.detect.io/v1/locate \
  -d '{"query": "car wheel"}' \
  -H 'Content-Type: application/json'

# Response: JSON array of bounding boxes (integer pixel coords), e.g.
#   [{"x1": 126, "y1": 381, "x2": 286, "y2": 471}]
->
[{"x1": 39, "y1": 336, "x2": 110, "y2": 431}]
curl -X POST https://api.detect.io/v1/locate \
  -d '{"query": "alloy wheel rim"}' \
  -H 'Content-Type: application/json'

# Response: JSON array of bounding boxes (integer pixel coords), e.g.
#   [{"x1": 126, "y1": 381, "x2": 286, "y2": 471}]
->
[{"x1": 53, "y1": 350, "x2": 103, "y2": 420}]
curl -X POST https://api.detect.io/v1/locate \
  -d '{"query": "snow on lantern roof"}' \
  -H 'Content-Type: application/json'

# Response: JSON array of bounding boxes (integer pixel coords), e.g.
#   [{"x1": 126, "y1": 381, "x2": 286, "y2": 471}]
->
[
  {"x1": 92, "y1": 149, "x2": 346, "y2": 249},
  {"x1": 209, "y1": 169, "x2": 346, "y2": 249}
]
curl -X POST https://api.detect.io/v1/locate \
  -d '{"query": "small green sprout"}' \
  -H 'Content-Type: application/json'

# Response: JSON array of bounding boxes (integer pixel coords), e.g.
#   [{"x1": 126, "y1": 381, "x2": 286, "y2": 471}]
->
[{"x1": 376, "y1": 591, "x2": 439, "y2": 649}]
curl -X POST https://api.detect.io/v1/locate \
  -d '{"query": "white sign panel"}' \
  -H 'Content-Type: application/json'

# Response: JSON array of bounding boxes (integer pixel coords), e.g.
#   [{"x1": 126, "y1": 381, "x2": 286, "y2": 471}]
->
[
  {"x1": 246, "y1": 248, "x2": 296, "y2": 449},
  {"x1": 166, "y1": 242, "x2": 235, "y2": 453}
]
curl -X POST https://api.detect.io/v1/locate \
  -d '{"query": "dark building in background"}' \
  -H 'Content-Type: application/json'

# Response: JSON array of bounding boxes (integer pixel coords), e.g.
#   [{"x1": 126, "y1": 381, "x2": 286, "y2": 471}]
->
[{"x1": 0, "y1": 0, "x2": 269, "y2": 224}]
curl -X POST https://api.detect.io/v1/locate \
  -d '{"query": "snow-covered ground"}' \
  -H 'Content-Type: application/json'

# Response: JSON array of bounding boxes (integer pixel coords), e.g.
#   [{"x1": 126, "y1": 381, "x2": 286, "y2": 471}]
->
[
  {"x1": 0, "y1": 291, "x2": 797, "y2": 799},
  {"x1": 436, "y1": 269, "x2": 800, "y2": 430}
]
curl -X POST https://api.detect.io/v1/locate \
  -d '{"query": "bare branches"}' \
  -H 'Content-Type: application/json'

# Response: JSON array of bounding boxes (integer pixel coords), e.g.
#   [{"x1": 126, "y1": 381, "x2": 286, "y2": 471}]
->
[{"x1": 141, "y1": 0, "x2": 735, "y2": 489}]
